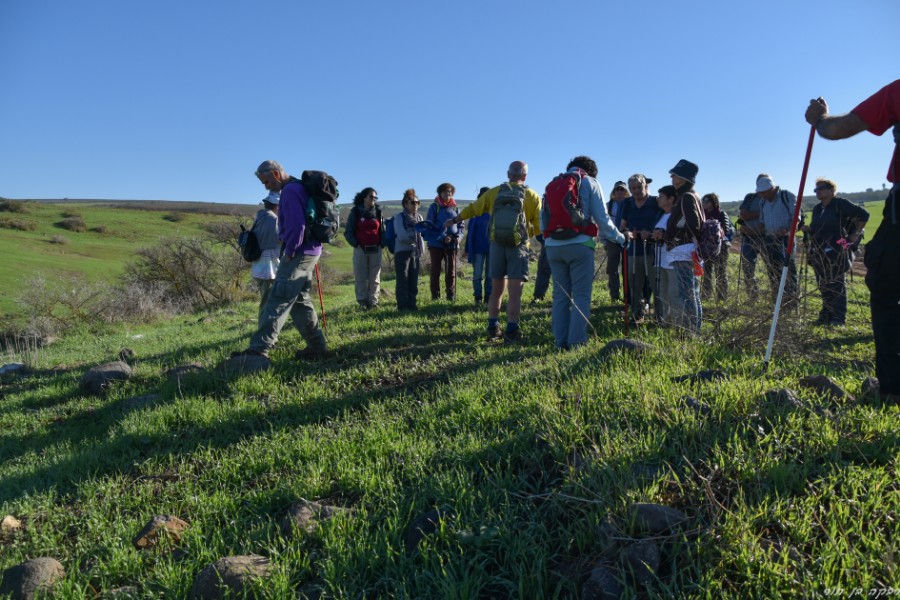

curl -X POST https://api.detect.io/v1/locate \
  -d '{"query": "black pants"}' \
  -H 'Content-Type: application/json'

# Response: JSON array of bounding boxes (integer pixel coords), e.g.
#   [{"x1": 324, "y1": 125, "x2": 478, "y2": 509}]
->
[
  {"x1": 865, "y1": 185, "x2": 900, "y2": 396},
  {"x1": 395, "y1": 250, "x2": 420, "y2": 310}
]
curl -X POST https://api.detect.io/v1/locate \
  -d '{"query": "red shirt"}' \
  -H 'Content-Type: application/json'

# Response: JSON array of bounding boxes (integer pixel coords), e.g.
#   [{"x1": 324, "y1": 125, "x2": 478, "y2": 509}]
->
[{"x1": 852, "y1": 79, "x2": 900, "y2": 183}]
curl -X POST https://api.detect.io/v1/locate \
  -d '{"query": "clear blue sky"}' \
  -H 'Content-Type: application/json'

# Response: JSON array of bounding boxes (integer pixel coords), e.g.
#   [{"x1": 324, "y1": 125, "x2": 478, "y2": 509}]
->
[{"x1": 1, "y1": 0, "x2": 897, "y2": 206}]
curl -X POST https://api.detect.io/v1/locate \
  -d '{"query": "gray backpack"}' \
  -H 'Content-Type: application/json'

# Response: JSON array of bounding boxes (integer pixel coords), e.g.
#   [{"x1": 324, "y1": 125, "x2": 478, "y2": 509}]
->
[{"x1": 491, "y1": 183, "x2": 528, "y2": 247}]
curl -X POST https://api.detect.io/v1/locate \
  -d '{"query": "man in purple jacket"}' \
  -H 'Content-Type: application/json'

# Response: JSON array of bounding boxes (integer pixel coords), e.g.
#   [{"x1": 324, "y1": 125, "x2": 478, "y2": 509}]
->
[{"x1": 234, "y1": 160, "x2": 328, "y2": 360}]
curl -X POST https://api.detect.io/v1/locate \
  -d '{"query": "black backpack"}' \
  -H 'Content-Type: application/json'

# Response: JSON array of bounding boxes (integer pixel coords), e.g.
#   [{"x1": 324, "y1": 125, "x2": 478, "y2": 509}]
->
[
  {"x1": 294, "y1": 171, "x2": 340, "y2": 244},
  {"x1": 237, "y1": 223, "x2": 261, "y2": 262}
]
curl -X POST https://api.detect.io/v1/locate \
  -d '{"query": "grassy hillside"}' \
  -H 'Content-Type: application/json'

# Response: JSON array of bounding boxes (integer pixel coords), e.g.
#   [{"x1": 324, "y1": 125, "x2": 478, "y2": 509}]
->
[
  {"x1": 0, "y1": 253, "x2": 894, "y2": 597},
  {"x1": 0, "y1": 202, "x2": 250, "y2": 316}
]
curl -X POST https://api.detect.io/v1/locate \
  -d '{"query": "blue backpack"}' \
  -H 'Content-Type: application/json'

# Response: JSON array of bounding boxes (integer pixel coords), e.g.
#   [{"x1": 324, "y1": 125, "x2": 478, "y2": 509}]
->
[{"x1": 383, "y1": 215, "x2": 398, "y2": 254}]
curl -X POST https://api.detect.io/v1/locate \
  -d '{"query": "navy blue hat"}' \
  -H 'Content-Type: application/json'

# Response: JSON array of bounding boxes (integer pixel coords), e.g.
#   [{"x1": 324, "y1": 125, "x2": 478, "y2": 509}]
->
[{"x1": 669, "y1": 159, "x2": 699, "y2": 184}]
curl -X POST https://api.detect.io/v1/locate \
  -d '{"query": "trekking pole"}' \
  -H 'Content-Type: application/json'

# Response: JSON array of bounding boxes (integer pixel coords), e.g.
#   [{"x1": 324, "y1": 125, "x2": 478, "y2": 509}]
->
[
  {"x1": 314, "y1": 263, "x2": 327, "y2": 334},
  {"x1": 764, "y1": 125, "x2": 815, "y2": 371},
  {"x1": 801, "y1": 235, "x2": 810, "y2": 313},
  {"x1": 655, "y1": 242, "x2": 662, "y2": 321},
  {"x1": 623, "y1": 241, "x2": 630, "y2": 336}
]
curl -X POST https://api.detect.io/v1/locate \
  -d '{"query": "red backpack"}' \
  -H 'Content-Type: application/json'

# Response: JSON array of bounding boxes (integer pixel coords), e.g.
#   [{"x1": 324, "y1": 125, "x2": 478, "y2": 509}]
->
[{"x1": 542, "y1": 170, "x2": 599, "y2": 240}]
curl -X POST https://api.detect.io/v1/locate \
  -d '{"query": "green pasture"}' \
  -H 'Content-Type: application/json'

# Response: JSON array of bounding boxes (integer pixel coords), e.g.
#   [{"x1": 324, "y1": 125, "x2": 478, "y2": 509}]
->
[
  {"x1": 0, "y1": 243, "x2": 896, "y2": 597},
  {"x1": 0, "y1": 202, "x2": 248, "y2": 316}
]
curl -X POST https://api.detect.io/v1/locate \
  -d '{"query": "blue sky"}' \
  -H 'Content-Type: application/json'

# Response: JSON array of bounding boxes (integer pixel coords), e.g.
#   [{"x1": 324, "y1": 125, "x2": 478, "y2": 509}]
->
[{"x1": 1, "y1": 0, "x2": 897, "y2": 206}]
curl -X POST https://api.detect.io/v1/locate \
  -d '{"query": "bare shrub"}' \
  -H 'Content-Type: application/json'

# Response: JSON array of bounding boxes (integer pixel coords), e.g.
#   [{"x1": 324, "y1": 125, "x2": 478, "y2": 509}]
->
[
  {"x1": 49, "y1": 235, "x2": 69, "y2": 244},
  {"x1": 201, "y1": 217, "x2": 244, "y2": 250},
  {"x1": 0, "y1": 200, "x2": 29, "y2": 213},
  {"x1": 17, "y1": 274, "x2": 110, "y2": 335},
  {"x1": 57, "y1": 216, "x2": 87, "y2": 232},
  {"x1": 60, "y1": 209, "x2": 82, "y2": 218},
  {"x1": 163, "y1": 213, "x2": 186, "y2": 223},
  {"x1": 91, "y1": 225, "x2": 109, "y2": 234},
  {"x1": 97, "y1": 280, "x2": 187, "y2": 323},
  {"x1": 0, "y1": 217, "x2": 37, "y2": 231},
  {"x1": 125, "y1": 236, "x2": 250, "y2": 311}
]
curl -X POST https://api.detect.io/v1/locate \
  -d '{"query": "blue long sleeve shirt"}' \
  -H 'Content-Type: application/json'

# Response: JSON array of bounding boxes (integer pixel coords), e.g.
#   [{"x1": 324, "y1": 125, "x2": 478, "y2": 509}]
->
[{"x1": 543, "y1": 169, "x2": 626, "y2": 248}]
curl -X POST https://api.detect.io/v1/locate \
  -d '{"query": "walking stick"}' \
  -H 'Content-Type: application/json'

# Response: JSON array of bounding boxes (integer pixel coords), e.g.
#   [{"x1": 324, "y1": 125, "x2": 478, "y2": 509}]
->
[
  {"x1": 314, "y1": 262, "x2": 327, "y2": 333},
  {"x1": 623, "y1": 241, "x2": 630, "y2": 336},
  {"x1": 764, "y1": 125, "x2": 815, "y2": 371},
  {"x1": 655, "y1": 242, "x2": 662, "y2": 321}
]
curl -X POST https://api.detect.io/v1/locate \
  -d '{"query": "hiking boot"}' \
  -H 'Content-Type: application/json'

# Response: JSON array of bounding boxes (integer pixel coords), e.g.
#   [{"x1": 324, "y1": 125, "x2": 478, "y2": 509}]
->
[
  {"x1": 531, "y1": 296, "x2": 544, "y2": 305},
  {"x1": 294, "y1": 347, "x2": 329, "y2": 361},
  {"x1": 486, "y1": 325, "x2": 504, "y2": 341},
  {"x1": 503, "y1": 328, "x2": 522, "y2": 344},
  {"x1": 474, "y1": 297, "x2": 482, "y2": 306}
]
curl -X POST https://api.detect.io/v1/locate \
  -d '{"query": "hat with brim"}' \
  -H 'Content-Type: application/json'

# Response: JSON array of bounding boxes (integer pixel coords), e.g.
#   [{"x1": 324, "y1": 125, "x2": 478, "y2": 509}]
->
[
  {"x1": 613, "y1": 181, "x2": 628, "y2": 191},
  {"x1": 755, "y1": 177, "x2": 775, "y2": 193},
  {"x1": 263, "y1": 192, "x2": 280, "y2": 205},
  {"x1": 669, "y1": 159, "x2": 699, "y2": 184}
]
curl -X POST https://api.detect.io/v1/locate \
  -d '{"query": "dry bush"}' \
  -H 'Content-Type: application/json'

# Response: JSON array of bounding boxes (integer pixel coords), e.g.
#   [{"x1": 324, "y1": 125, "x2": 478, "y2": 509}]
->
[
  {"x1": 17, "y1": 274, "x2": 110, "y2": 335},
  {"x1": 0, "y1": 200, "x2": 28, "y2": 213},
  {"x1": 90, "y1": 225, "x2": 109, "y2": 234},
  {"x1": 0, "y1": 217, "x2": 37, "y2": 231},
  {"x1": 97, "y1": 280, "x2": 187, "y2": 323},
  {"x1": 163, "y1": 212, "x2": 186, "y2": 223},
  {"x1": 125, "y1": 236, "x2": 249, "y2": 311},
  {"x1": 49, "y1": 235, "x2": 69, "y2": 244},
  {"x1": 60, "y1": 209, "x2": 82, "y2": 218},
  {"x1": 57, "y1": 216, "x2": 87, "y2": 232},
  {"x1": 201, "y1": 216, "x2": 244, "y2": 250}
]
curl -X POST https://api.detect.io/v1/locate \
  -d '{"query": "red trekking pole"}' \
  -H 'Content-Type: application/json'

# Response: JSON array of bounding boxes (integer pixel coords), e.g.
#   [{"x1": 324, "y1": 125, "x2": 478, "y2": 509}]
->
[
  {"x1": 622, "y1": 241, "x2": 630, "y2": 336},
  {"x1": 314, "y1": 263, "x2": 327, "y2": 333}
]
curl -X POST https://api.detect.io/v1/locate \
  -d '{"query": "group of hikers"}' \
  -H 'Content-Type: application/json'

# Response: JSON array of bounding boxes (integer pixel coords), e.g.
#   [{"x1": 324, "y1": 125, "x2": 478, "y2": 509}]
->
[{"x1": 232, "y1": 79, "x2": 899, "y2": 405}]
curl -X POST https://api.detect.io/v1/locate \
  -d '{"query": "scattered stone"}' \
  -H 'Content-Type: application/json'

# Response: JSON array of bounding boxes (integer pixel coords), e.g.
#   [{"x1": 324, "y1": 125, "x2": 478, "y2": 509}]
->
[
  {"x1": 621, "y1": 540, "x2": 660, "y2": 587},
  {"x1": 582, "y1": 565, "x2": 623, "y2": 600},
  {"x1": 281, "y1": 500, "x2": 352, "y2": 538},
  {"x1": 860, "y1": 376, "x2": 880, "y2": 399},
  {"x1": 681, "y1": 395, "x2": 712, "y2": 416},
  {"x1": 130, "y1": 334, "x2": 145, "y2": 340},
  {"x1": 0, "y1": 557, "x2": 65, "y2": 600},
  {"x1": 216, "y1": 355, "x2": 270, "y2": 376},
  {"x1": 671, "y1": 369, "x2": 727, "y2": 384},
  {"x1": 103, "y1": 586, "x2": 140, "y2": 598},
  {"x1": 297, "y1": 580, "x2": 326, "y2": 600},
  {"x1": 764, "y1": 388, "x2": 803, "y2": 410},
  {"x1": 595, "y1": 520, "x2": 627, "y2": 556},
  {"x1": 406, "y1": 507, "x2": 452, "y2": 554},
  {"x1": 0, "y1": 363, "x2": 26, "y2": 377},
  {"x1": 599, "y1": 339, "x2": 653, "y2": 359},
  {"x1": 166, "y1": 363, "x2": 205, "y2": 381},
  {"x1": 119, "y1": 348, "x2": 136, "y2": 362},
  {"x1": 189, "y1": 555, "x2": 272, "y2": 600},
  {"x1": 798, "y1": 375, "x2": 853, "y2": 402},
  {"x1": 122, "y1": 394, "x2": 161, "y2": 411},
  {"x1": 81, "y1": 361, "x2": 133, "y2": 395},
  {"x1": 626, "y1": 503, "x2": 688, "y2": 536},
  {"x1": 132, "y1": 515, "x2": 189, "y2": 549},
  {"x1": 1, "y1": 515, "x2": 22, "y2": 536}
]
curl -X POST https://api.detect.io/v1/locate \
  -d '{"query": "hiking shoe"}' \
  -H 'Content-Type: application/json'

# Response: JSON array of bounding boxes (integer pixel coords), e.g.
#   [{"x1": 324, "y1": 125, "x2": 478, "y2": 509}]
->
[
  {"x1": 503, "y1": 328, "x2": 522, "y2": 344},
  {"x1": 294, "y1": 348, "x2": 329, "y2": 361},
  {"x1": 486, "y1": 325, "x2": 504, "y2": 341}
]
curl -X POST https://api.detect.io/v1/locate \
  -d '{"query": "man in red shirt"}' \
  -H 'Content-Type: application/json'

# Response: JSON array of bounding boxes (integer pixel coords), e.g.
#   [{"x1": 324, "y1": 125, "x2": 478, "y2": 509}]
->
[{"x1": 806, "y1": 79, "x2": 900, "y2": 402}]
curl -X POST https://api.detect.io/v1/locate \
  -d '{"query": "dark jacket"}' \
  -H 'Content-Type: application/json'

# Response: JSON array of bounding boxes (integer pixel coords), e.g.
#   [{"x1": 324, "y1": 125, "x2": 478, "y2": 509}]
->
[{"x1": 665, "y1": 185, "x2": 703, "y2": 250}]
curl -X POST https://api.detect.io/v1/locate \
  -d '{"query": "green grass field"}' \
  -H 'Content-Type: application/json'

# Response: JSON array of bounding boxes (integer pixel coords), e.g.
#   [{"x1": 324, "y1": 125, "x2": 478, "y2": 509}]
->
[
  {"x1": 0, "y1": 237, "x2": 895, "y2": 597},
  {"x1": 0, "y1": 202, "x2": 250, "y2": 316}
]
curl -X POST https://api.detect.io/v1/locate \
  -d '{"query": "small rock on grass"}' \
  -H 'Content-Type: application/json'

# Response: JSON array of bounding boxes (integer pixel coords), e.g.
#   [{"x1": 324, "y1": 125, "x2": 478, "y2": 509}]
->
[
  {"x1": 621, "y1": 540, "x2": 660, "y2": 587},
  {"x1": 681, "y1": 395, "x2": 712, "y2": 416},
  {"x1": 81, "y1": 361, "x2": 133, "y2": 395},
  {"x1": 166, "y1": 363, "x2": 206, "y2": 381},
  {"x1": 189, "y1": 555, "x2": 272, "y2": 600},
  {"x1": 764, "y1": 388, "x2": 803, "y2": 410},
  {"x1": 0, "y1": 557, "x2": 65, "y2": 600},
  {"x1": 671, "y1": 369, "x2": 727, "y2": 384},
  {"x1": 798, "y1": 374, "x2": 854, "y2": 402},
  {"x1": 1, "y1": 515, "x2": 22, "y2": 536},
  {"x1": 406, "y1": 507, "x2": 453, "y2": 554},
  {"x1": 582, "y1": 565, "x2": 623, "y2": 600},
  {"x1": 132, "y1": 515, "x2": 189, "y2": 549},
  {"x1": 626, "y1": 503, "x2": 688, "y2": 536},
  {"x1": 0, "y1": 363, "x2": 27, "y2": 377},
  {"x1": 281, "y1": 500, "x2": 352, "y2": 538},
  {"x1": 600, "y1": 339, "x2": 653, "y2": 359},
  {"x1": 860, "y1": 376, "x2": 879, "y2": 398}
]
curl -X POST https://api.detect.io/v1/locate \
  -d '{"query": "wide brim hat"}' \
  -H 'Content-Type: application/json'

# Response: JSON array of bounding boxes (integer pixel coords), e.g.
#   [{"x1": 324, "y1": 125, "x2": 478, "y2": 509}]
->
[
  {"x1": 669, "y1": 159, "x2": 699, "y2": 184},
  {"x1": 263, "y1": 192, "x2": 280, "y2": 205}
]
